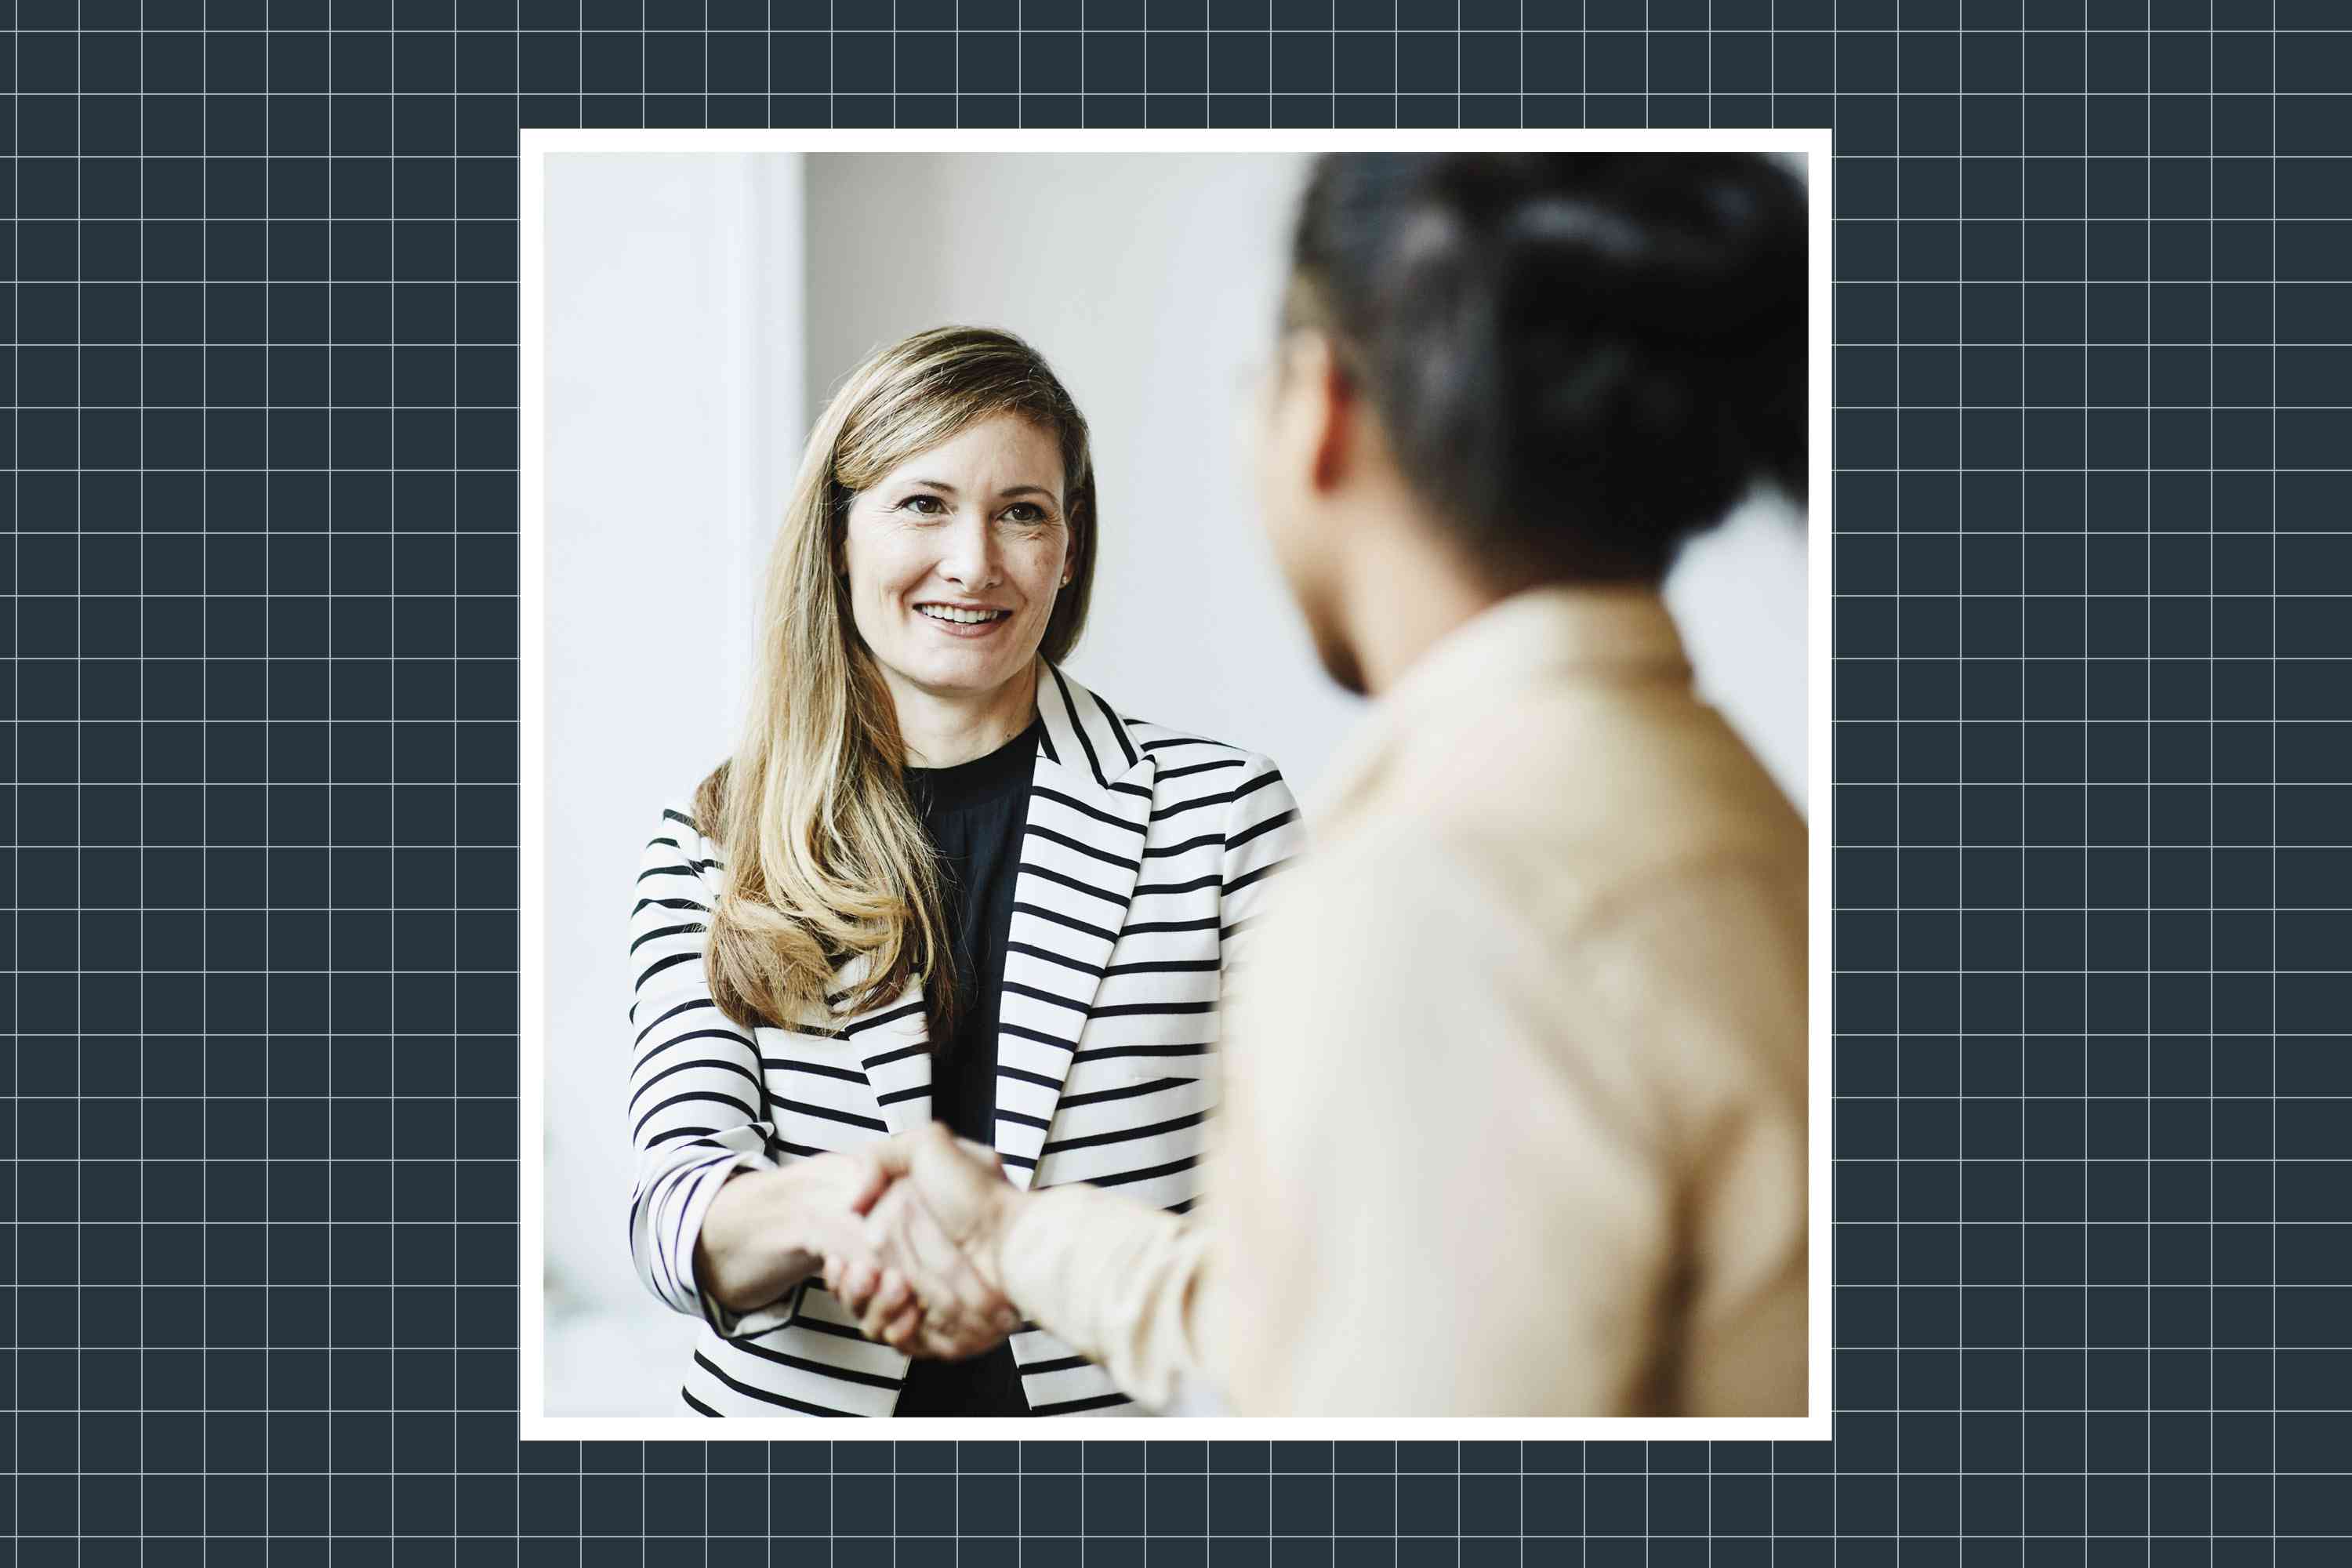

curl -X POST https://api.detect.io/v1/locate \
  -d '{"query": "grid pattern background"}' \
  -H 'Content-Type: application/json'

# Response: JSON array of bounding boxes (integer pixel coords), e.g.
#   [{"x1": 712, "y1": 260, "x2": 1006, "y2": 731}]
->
[{"x1": 5, "y1": 0, "x2": 2348, "y2": 1562}]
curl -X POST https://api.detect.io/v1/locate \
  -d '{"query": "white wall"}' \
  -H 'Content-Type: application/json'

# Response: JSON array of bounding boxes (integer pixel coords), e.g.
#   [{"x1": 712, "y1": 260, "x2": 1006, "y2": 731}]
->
[
  {"x1": 541, "y1": 152, "x2": 805, "y2": 1414},
  {"x1": 1668, "y1": 494, "x2": 1809, "y2": 806}
]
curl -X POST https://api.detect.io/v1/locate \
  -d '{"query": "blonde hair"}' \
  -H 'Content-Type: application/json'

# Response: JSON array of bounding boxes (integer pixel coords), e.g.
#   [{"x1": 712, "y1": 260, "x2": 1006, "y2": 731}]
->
[{"x1": 693, "y1": 326, "x2": 1098, "y2": 1038}]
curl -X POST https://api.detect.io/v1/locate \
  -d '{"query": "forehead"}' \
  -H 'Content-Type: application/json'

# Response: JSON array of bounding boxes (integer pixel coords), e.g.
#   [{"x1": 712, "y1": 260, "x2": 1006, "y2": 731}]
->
[{"x1": 877, "y1": 412, "x2": 1065, "y2": 493}]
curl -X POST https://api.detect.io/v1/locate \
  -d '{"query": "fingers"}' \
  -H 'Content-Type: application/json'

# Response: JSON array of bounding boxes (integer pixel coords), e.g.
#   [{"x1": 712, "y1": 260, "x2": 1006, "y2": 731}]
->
[
  {"x1": 836, "y1": 1262, "x2": 1014, "y2": 1360},
  {"x1": 829, "y1": 1259, "x2": 942, "y2": 1356},
  {"x1": 855, "y1": 1269, "x2": 915, "y2": 1344},
  {"x1": 857, "y1": 1181, "x2": 1017, "y2": 1355},
  {"x1": 914, "y1": 1317, "x2": 992, "y2": 1361},
  {"x1": 840, "y1": 1148, "x2": 894, "y2": 1217},
  {"x1": 879, "y1": 1302, "x2": 924, "y2": 1352},
  {"x1": 847, "y1": 1128, "x2": 982, "y2": 1224},
  {"x1": 823, "y1": 1127, "x2": 1020, "y2": 1357},
  {"x1": 867, "y1": 1122, "x2": 952, "y2": 1181},
  {"x1": 903, "y1": 1134, "x2": 1011, "y2": 1247},
  {"x1": 953, "y1": 1134, "x2": 1007, "y2": 1174},
  {"x1": 829, "y1": 1257, "x2": 880, "y2": 1318},
  {"x1": 898, "y1": 1188, "x2": 1016, "y2": 1338}
]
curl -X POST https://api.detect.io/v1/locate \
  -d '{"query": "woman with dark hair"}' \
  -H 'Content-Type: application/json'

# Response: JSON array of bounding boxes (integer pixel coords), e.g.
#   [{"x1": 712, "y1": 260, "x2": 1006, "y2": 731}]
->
[{"x1": 846, "y1": 154, "x2": 1813, "y2": 1417}]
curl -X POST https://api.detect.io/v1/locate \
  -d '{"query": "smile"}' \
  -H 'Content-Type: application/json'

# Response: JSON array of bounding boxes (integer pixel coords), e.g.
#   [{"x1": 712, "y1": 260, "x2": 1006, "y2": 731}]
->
[{"x1": 916, "y1": 604, "x2": 1011, "y2": 625}]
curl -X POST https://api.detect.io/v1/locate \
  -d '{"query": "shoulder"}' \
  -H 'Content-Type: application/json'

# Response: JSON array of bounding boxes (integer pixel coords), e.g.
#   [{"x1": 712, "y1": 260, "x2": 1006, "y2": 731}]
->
[
  {"x1": 638, "y1": 795, "x2": 722, "y2": 882},
  {"x1": 1291, "y1": 804, "x2": 1803, "y2": 1120},
  {"x1": 648, "y1": 796, "x2": 712, "y2": 849},
  {"x1": 1121, "y1": 714, "x2": 1287, "y2": 793},
  {"x1": 1121, "y1": 712, "x2": 1250, "y2": 763},
  {"x1": 1120, "y1": 715, "x2": 1298, "y2": 840}
]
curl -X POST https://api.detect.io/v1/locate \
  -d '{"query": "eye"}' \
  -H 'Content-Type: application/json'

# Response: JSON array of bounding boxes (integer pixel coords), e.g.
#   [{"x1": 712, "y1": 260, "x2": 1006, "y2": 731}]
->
[
  {"x1": 1004, "y1": 503, "x2": 1044, "y2": 524},
  {"x1": 898, "y1": 494, "x2": 946, "y2": 516}
]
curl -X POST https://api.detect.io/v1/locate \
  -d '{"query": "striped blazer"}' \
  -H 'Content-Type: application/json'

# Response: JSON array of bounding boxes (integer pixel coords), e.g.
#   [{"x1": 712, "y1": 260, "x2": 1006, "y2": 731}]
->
[{"x1": 626, "y1": 664, "x2": 1304, "y2": 1417}]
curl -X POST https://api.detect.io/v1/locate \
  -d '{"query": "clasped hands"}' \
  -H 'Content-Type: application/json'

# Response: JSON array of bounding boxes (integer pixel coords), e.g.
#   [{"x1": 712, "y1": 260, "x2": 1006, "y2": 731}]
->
[{"x1": 818, "y1": 1122, "x2": 1029, "y2": 1359}]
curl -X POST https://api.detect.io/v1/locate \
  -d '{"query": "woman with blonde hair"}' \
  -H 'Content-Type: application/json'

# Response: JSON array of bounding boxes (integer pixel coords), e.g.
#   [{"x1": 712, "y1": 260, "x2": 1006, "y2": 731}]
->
[{"x1": 626, "y1": 325, "x2": 1302, "y2": 1417}]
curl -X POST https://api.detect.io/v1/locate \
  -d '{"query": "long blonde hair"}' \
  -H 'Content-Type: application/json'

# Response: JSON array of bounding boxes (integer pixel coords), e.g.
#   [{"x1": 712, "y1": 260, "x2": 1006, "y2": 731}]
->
[{"x1": 694, "y1": 326, "x2": 1098, "y2": 1038}]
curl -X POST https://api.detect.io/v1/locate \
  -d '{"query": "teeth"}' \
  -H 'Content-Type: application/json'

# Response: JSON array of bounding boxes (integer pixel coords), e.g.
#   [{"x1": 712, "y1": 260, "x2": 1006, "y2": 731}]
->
[{"x1": 918, "y1": 605, "x2": 1006, "y2": 624}]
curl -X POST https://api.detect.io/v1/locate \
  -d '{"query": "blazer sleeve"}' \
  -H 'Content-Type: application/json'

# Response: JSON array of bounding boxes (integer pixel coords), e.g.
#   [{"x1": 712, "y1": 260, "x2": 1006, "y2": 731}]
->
[
  {"x1": 1215, "y1": 753, "x2": 1305, "y2": 1003},
  {"x1": 625, "y1": 804, "x2": 800, "y2": 1339}
]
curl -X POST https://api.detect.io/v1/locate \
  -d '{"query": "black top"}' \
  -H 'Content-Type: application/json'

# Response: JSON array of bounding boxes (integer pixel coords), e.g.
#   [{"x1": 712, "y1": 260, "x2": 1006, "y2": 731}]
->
[{"x1": 891, "y1": 716, "x2": 1040, "y2": 1417}]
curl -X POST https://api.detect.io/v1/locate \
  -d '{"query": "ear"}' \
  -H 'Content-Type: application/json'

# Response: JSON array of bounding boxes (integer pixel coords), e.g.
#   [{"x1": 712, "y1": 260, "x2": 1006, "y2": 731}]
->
[{"x1": 1279, "y1": 332, "x2": 1356, "y2": 497}]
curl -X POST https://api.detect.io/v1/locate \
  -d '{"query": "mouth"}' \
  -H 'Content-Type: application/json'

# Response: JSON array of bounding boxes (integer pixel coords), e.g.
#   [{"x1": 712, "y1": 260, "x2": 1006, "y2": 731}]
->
[{"x1": 913, "y1": 602, "x2": 1014, "y2": 637}]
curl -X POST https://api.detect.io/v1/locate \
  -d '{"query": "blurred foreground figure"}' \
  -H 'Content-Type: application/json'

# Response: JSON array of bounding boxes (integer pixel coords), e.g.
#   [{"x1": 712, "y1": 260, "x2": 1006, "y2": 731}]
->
[{"x1": 865, "y1": 153, "x2": 1812, "y2": 1417}]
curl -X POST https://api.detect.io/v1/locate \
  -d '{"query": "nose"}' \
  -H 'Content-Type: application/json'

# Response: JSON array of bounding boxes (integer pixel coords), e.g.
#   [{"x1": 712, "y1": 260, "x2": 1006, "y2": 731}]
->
[{"x1": 935, "y1": 509, "x2": 1001, "y2": 592}]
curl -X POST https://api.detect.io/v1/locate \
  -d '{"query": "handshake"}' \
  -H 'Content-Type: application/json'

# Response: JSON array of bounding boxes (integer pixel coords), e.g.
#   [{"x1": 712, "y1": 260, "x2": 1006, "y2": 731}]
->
[
  {"x1": 699, "y1": 1121, "x2": 1032, "y2": 1360},
  {"x1": 824, "y1": 1122, "x2": 1031, "y2": 1358}
]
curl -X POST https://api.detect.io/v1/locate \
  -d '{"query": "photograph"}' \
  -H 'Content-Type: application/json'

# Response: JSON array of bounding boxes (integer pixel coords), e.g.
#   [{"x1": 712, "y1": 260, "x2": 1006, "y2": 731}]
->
[{"x1": 522, "y1": 131, "x2": 1830, "y2": 1433}]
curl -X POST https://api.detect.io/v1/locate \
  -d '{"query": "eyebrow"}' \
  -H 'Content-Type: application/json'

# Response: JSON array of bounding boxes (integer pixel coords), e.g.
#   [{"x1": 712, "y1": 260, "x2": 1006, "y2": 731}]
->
[{"x1": 906, "y1": 480, "x2": 1061, "y2": 503}]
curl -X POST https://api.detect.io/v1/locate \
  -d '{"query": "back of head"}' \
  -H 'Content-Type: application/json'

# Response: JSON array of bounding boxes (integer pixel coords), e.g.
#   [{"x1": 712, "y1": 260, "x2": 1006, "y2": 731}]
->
[{"x1": 1287, "y1": 153, "x2": 1808, "y2": 586}]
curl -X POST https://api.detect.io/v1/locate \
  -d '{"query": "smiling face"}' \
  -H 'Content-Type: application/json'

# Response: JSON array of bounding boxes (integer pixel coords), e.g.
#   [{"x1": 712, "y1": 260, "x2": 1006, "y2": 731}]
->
[{"x1": 840, "y1": 412, "x2": 1074, "y2": 710}]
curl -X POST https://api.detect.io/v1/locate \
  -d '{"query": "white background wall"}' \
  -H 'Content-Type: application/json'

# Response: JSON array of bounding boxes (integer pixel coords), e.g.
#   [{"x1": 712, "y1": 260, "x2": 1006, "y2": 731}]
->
[
  {"x1": 541, "y1": 152, "x2": 806, "y2": 1413},
  {"x1": 541, "y1": 148, "x2": 1809, "y2": 1415}
]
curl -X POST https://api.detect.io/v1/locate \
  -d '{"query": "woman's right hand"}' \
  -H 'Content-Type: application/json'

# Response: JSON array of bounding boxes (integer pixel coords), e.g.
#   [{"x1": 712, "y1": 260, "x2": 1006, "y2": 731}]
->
[
  {"x1": 691, "y1": 1150, "x2": 897, "y2": 1319},
  {"x1": 691, "y1": 1142, "x2": 1016, "y2": 1358}
]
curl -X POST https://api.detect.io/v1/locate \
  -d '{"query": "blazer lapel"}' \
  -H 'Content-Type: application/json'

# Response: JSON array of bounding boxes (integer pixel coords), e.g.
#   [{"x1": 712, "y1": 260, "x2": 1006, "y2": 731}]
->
[
  {"x1": 993, "y1": 662, "x2": 1154, "y2": 1189},
  {"x1": 829, "y1": 962, "x2": 933, "y2": 1140}
]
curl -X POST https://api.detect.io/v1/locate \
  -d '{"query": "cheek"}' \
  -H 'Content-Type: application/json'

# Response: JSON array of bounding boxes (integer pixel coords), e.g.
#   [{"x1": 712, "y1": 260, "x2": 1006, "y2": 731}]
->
[
  {"x1": 1262, "y1": 420, "x2": 1305, "y2": 511},
  {"x1": 844, "y1": 528, "x2": 922, "y2": 610},
  {"x1": 1262, "y1": 496, "x2": 1317, "y2": 592},
  {"x1": 1013, "y1": 539, "x2": 1069, "y2": 603}
]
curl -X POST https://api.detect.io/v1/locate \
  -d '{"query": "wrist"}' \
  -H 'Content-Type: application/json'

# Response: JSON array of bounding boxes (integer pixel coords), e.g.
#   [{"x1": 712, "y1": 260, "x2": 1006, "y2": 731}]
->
[
  {"x1": 700, "y1": 1165, "x2": 824, "y2": 1311},
  {"x1": 975, "y1": 1182, "x2": 1023, "y2": 1292},
  {"x1": 762, "y1": 1160, "x2": 842, "y2": 1276}
]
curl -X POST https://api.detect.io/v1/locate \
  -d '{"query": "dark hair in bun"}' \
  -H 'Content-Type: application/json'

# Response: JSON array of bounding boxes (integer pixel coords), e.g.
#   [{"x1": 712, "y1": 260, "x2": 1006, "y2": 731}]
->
[{"x1": 1284, "y1": 152, "x2": 1808, "y2": 586}]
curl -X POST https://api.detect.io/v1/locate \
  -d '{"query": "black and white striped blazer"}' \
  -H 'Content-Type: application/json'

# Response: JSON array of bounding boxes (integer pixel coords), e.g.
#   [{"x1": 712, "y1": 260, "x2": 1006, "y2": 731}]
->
[{"x1": 626, "y1": 664, "x2": 1304, "y2": 1417}]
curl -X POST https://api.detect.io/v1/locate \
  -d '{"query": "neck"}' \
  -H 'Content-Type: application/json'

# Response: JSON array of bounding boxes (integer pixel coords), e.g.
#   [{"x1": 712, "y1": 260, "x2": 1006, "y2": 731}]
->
[
  {"x1": 888, "y1": 661, "x2": 1040, "y2": 769},
  {"x1": 1335, "y1": 510, "x2": 1509, "y2": 698}
]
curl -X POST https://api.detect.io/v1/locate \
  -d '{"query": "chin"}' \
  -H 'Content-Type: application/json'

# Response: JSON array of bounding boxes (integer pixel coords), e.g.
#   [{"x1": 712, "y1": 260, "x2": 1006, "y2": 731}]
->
[
  {"x1": 1280, "y1": 564, "x2": 1366, "y2": 697},
  {"x1": 906, "y1": 657, "x2": 1015, "y2": 695},
  {"x1": 1312, "y1": 627, "x2": 1367, "y2": 698},
  {"x1": 898, "y1": 638, "x2": 1039, "y2": 697}
]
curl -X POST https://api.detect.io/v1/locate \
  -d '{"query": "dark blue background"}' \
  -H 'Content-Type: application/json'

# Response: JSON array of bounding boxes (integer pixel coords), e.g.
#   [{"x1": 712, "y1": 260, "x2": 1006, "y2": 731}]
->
[{"x1": 6, "y1": 0, "x2": 2349, "y2": 1562}]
